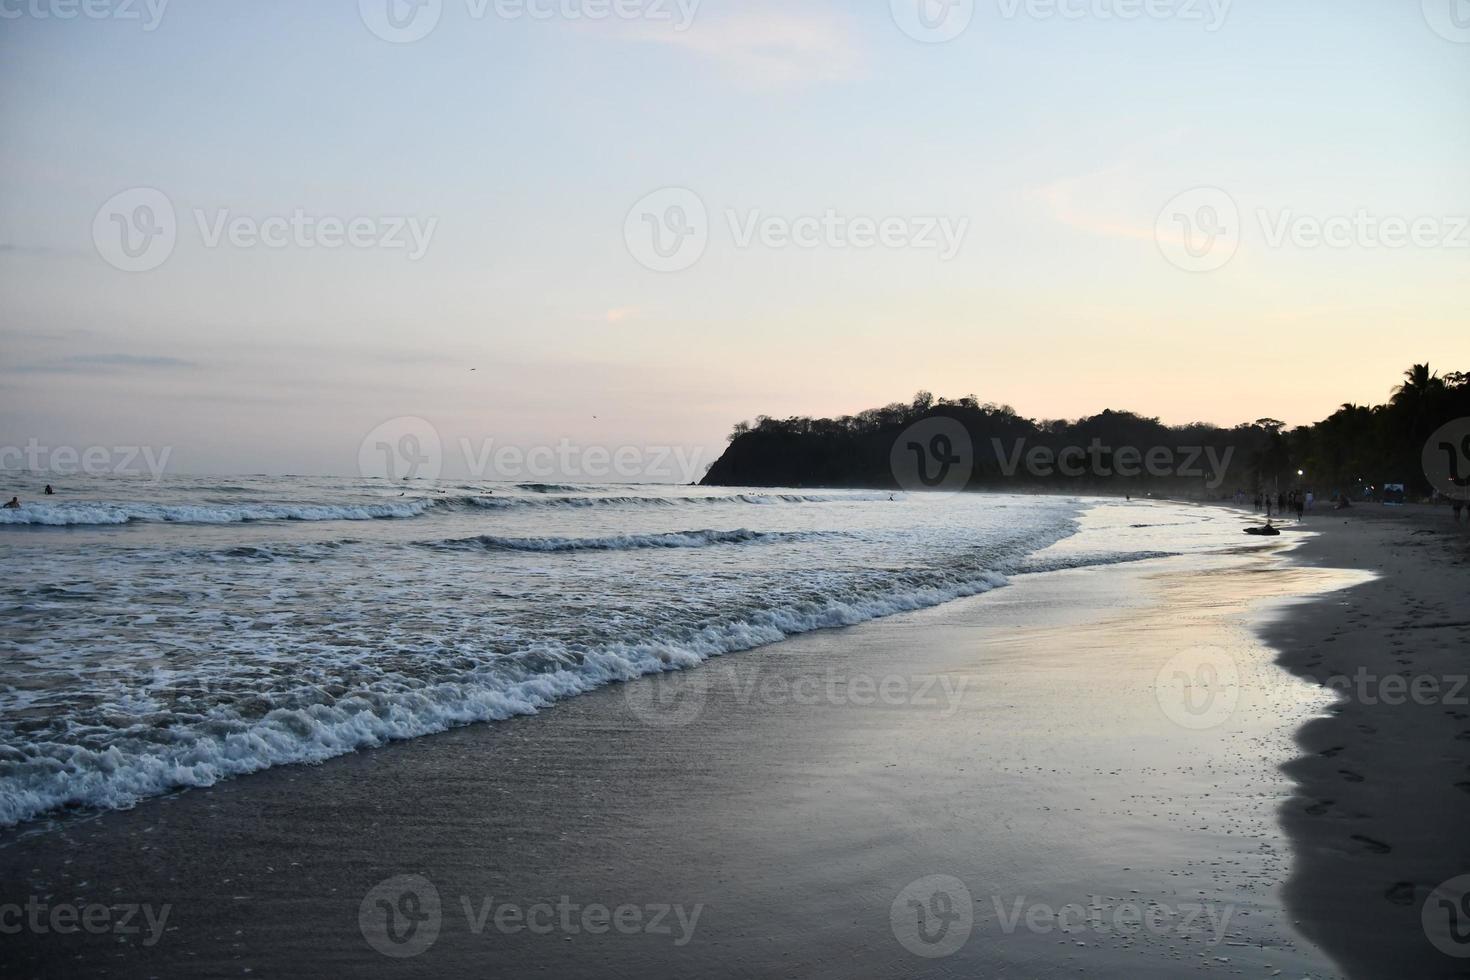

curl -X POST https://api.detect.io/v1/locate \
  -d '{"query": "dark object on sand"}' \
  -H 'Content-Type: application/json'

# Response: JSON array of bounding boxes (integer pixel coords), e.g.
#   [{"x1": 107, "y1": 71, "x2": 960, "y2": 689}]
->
[{"x1": 1244, "y1": 524, "x2": 1280, "y2": 536}]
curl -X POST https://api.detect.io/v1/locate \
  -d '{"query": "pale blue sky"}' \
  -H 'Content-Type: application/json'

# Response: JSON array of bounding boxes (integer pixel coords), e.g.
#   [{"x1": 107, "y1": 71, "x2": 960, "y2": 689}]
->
[{"x1": 2, "y1": 0, "x2": 1467, "y2": 476}]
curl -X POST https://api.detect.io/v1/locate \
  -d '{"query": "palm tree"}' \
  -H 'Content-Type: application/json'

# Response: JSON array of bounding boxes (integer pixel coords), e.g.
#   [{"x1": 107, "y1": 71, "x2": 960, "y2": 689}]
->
[
  {"x1": 1391, "y1": 363, "x2": 1441, "y2": 408},
  {"x1": 1389, "y1": 364, "x2": 1449, "y2": 492}
]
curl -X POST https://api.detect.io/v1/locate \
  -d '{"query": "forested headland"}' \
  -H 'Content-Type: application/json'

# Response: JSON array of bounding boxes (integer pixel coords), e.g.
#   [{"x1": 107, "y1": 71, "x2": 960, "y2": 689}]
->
[{"x1": 701, "y1": 365, "x2": 1469, "y2": 500}]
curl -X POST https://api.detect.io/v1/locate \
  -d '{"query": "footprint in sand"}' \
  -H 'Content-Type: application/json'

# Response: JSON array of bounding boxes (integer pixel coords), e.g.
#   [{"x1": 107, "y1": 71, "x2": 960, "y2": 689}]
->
[
  {"x1": 1305, "y1": 800, "x2": 1334, "y2": 816},
  {"x1": 1385, "y1": 882, "x2": 1416, "y2": 906},
  {"x1": 1338, "y1": 769, "x2": 1365, "y2": 783},
  {"x1": 1350, "y1": 834, "x2": 1392, "y2": 854}
]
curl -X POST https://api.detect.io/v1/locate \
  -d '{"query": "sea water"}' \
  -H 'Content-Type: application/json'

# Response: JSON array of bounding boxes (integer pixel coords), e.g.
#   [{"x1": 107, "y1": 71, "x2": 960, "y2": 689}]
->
[{"x1": 0, "y1": 473, "x2": 1242, "y2": 827}]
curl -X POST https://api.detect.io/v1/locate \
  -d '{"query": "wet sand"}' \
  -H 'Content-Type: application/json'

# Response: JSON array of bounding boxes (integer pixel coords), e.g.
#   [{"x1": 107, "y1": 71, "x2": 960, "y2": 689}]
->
[{"x1": 0, "y1": 514, "x2": 1399, "y2": 978}]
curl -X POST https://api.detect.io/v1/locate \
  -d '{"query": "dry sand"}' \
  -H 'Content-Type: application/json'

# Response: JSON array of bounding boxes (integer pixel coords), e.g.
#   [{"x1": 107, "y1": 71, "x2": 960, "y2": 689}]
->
[{"x1": 1, "y1": 503, "x2": 1466, "y2": 977}]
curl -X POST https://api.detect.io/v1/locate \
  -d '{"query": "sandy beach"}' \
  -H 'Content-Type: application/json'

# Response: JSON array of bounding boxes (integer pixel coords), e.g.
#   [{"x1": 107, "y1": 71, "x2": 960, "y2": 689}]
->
[
  {"x1": 9, "y1": 4, "x2": 1466, "y2": 976},
  {"x1": 1, "y1": 502, "x2": 1466, "y2": 978},
  {"x1": 1264, "y1": 504, "x2": 1470, "y2": 979}
]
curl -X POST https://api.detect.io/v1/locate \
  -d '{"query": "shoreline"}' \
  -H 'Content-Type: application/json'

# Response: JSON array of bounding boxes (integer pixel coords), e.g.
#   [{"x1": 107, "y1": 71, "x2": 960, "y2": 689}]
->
[
  {"x1": 1259, "y1": 503, "x2": 1470, "y2": 978},
  {"x1": 0, "y1": 502, "x2": 1386, "y2": 978}
]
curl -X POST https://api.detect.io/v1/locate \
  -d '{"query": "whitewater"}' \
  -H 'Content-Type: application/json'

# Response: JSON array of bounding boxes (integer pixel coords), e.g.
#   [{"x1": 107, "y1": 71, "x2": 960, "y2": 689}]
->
[{"x1": 0, "y1": 474, "x2": 1236, "y2": 827}]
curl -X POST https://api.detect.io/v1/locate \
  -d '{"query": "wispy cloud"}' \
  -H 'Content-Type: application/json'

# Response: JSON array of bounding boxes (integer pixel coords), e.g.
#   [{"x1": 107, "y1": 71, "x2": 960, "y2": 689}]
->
[
  {"x1": 1028, "y1": 131, "x2": 1200, "y2": 243},
  {"x1": 5, "y1": 353, "x2": 198, "y2": 375},
  {"x1": 622, "y1": 7, "x2": 865, "y2": 87},
  {"x1": 0, "y1": 243, "x2": 68, "y2": 256},
  {"x1": 602, "y1": 307, "x2": 642, "y2": 323},
  {"x1": 1030, "y1": 169, "x2": 1159, "y2": 243}
]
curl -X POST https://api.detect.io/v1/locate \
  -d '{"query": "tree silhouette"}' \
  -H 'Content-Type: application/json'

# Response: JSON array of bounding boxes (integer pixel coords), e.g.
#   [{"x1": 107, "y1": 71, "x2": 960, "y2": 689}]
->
[{"x1": 703, "y1": 364, "x2": 1470, "y2": 500}]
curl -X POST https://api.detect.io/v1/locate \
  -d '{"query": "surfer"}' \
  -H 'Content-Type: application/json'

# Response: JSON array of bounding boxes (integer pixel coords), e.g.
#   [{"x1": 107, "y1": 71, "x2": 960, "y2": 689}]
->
[
  {"x1": 44, "y1": 484, "x2": 54, "y2": 495},
  {"x1": 3, "y1": 496, "x2": 20, "y2": 509}
]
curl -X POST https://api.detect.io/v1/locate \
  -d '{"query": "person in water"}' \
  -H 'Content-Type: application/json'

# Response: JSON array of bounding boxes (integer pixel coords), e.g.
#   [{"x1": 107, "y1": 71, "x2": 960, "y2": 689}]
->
[
  {"x1": 44, "y1": 484, "x2": 54, "y2": 495},
  {"x1": 3, "y1": 496, "x2": 19, "y2": 509}
]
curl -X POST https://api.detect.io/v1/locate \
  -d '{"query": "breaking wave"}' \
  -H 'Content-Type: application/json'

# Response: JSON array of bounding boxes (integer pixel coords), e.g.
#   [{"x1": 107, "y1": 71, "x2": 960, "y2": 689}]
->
[
  {"x1": 0, "y1": 492, "x2": 888, "y2": 527},
  {"x1": 0, "y1": 566, "x2": 1009, "y2": 827},
  {"x1": 422, "y1": 528, "x2": 827, "y2": 553}
]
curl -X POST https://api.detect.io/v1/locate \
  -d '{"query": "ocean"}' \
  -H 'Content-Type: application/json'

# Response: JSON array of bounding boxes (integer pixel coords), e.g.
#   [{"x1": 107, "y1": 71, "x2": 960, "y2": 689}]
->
[{"x1": 0, "y1": 474, "x2": 1241, "y2": 828}]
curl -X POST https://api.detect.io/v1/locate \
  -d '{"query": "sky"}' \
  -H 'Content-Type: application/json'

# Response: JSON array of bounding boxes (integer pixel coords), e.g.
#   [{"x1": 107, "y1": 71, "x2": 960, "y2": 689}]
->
[{"x1": 1, "y1": 0, "x2": 1468, "y2": 479}]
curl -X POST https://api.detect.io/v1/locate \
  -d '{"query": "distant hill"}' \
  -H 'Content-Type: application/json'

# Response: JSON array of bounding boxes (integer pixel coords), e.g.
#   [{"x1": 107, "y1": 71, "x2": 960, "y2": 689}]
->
[{"x1": 701, "y1": 366, "x2": 1470, "y2": 500}]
